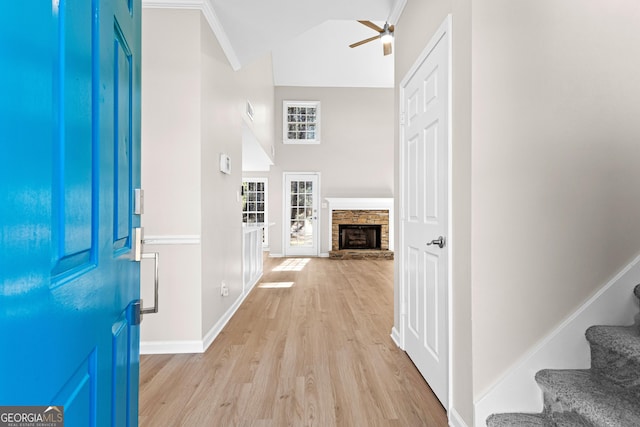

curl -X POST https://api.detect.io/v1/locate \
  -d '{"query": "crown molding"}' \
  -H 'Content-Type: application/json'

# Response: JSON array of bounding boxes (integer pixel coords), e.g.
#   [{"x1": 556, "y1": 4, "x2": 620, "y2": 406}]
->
[
  {"x1": 388, "y1": 0, "x2": 407, "y2": 24},
  {"x1": 142, "y1": 0, "x2": 241, "y2": 71}
]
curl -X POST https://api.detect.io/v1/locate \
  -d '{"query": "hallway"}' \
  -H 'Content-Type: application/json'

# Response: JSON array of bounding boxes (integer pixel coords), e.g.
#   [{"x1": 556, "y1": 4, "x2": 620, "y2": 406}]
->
[{"x1": 139, "y1": 257, "x2": 447, "y2": 426}]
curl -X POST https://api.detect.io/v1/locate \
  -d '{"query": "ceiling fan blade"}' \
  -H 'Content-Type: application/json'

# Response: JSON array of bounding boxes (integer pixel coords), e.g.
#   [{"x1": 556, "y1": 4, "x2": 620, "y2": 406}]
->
[
  {"x1": 358, "y1": 20, "x2": 384, "y2": 33},
  {"x1": 349, "y1": 35, "x2": 381, "y2": 49},
  {"x1": 388, "y1": 24, "x2": 395, "y2": 33},
  {"x1": 383, "y1": 42, "x2": 392, "y2": 56}
]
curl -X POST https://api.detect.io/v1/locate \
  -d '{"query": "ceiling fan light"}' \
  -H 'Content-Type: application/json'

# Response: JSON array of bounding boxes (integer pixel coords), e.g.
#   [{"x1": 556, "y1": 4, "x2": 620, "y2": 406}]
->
[{"x1": 381, "y1": 30, "x2": 393, "y2": 46}]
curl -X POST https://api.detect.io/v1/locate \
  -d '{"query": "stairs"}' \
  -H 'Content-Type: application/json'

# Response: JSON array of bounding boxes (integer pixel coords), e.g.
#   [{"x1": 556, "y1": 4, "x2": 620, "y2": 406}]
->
[{"x1": 487, "y1": 285, "x2": 640, "y2": 427}]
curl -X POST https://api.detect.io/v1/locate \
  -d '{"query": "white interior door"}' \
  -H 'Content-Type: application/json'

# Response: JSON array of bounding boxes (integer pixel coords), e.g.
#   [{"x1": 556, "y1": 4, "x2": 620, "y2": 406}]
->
[
  {"x1": 400, "y1": 18, "x2": 451, "y2": 408},
  {"x1": 284, "y1": 173, "x2": 319, "y2": 256}
]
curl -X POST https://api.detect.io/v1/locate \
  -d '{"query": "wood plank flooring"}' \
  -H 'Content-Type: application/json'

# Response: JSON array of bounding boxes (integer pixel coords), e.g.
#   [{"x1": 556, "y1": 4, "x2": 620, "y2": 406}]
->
[{"x1": 139, "y1": 257, "x2": 447, "y2": 426}]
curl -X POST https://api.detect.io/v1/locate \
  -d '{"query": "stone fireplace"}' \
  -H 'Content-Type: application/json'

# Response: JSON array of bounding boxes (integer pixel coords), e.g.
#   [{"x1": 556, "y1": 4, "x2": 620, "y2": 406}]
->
[{"x1": 325, "y1": 198, "x2": 394, "y2": 259}]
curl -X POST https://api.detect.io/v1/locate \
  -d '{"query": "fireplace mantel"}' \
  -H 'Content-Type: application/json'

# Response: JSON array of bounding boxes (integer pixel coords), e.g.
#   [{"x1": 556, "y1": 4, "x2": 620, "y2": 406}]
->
[{"x1": 325, "y1": 198, "x2": 394, "y2": 252}]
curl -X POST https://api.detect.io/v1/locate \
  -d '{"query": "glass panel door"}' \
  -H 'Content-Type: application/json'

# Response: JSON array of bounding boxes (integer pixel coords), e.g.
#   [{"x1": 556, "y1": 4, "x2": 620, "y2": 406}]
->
[{"x1": 284, "y1": 173, "x2": 319, "y2": 256}]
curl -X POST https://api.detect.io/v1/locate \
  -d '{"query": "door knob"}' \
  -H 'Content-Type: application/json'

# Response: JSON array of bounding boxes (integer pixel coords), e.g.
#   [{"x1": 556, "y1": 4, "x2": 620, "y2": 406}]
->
[{"x1": 427, "y1": 236, "x2": 446, "y2": 249}]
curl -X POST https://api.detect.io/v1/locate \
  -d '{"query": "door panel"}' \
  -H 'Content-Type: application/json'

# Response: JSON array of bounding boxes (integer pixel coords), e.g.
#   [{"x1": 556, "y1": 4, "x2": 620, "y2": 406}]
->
[
  {"x1": 0, "y1": 1, "x2": 141, "y2": 425},
  {"x1": 284, "y1": 173, "x2": 319, "y2": 256},
  {"x1": 401, "y1": 23, "x2": 450, "y2": 408}
]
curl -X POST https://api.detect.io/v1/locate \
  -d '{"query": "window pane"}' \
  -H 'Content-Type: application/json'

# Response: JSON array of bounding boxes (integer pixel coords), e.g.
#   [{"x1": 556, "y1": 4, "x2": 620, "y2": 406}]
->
[{"x1": 257, "y1": 213, "x2": 264, "y2": 223}]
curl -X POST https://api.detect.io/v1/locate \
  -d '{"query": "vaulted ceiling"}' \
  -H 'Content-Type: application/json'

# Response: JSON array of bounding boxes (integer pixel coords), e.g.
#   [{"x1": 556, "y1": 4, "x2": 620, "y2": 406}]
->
[{"x1": 144, "y1": 0, "x2": 406, "y2": 87}]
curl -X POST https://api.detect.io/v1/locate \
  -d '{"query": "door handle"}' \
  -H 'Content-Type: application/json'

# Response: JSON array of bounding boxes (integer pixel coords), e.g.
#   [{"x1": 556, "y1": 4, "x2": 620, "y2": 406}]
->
[
  {"x1": 427, "y1": 236, "x2": 446, "y2": 249},
  {"x1": 141, "y1": 251, "x2": 159, "y2": 315},
  {"x1": 132, "y1": 227, "x2": 160, "y2": 317}
]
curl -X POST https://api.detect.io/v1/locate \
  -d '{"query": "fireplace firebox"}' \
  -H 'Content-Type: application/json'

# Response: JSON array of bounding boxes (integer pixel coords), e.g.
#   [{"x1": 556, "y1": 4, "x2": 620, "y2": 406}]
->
[{"x1": 339, "y1": 224, "x2": 381, "y2": 250}]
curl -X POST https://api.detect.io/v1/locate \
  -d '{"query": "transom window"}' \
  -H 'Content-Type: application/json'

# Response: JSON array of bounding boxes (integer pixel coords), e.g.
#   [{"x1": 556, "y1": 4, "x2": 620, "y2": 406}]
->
[
  {"x1": 283, "y1": 101, "x2": 320, "y2": 144},
  {"x1": 242, "y1": 178, "x2": 268, "y2": 246}
]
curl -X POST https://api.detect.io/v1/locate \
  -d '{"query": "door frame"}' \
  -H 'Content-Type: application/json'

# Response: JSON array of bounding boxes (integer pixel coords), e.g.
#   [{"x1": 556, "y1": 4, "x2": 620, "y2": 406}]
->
[
  {"x1": 397, "y1": 15, "x2": 453, "y2": 411},
  {"x1": 282, "y1": 172, "x2": 321, "y2": 257}
]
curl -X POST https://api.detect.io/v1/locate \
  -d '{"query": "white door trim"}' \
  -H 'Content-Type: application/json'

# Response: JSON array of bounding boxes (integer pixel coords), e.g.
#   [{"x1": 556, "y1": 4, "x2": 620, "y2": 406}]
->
[
  {"x1": 398, "y1": 14, "x2": 453, "y2": 413},
  {"x1": 282, "y1": 172, "x2": 321, "y2": 257}
]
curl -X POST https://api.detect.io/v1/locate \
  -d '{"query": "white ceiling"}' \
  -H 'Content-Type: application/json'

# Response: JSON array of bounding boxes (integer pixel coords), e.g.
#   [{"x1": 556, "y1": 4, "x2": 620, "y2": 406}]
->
[
  {"x1": 272, "y1": 20, "x2": 394, "y2": 88},
  {"x1": 196, "y1": 0, "x2": 405, "y2": 87},
  {"x1": 208, "y1": 0, "x2": 395, "y2": 64}
]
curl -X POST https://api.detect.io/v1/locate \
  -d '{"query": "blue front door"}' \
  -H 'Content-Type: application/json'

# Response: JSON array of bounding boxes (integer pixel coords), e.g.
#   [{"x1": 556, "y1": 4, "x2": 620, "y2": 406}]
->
[{"x1": 0, "y1": 0, "x2": 141, "y2": 425}]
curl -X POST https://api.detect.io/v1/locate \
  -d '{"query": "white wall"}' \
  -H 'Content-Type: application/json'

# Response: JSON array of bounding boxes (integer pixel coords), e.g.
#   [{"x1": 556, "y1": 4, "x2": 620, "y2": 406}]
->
[
  {"x1": 141, "y1": 9, "x2": 203, "y2": 344},
  {"x1": 200, "y1": 13, "x2": 275, "y2": 336},
  {"x1": 141, "y1": 8, "x2": 275, "y2": 351},
  {"x1": 266, "y1": 86, "x2": 394, "y2": 256},
  {"x1": 471, "y1": 0, "x2": 640, "y2": 398}
]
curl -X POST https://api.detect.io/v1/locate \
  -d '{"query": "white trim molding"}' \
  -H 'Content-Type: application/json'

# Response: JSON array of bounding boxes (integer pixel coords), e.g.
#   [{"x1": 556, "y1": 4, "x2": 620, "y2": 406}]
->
[
  {"x1": 325, "y1": 197, "x2": 394, "y2": 252},
  {"x1": 390, "y1": 326, "x2": 402, "y2": 348},
  {"x1": 474, "y1": 253, "x2": 640, "y2": 427},
  {"x1": 143, "y1": 234, "x2": 201, "y2": 245},
  {"x1": 141, "y1": 0, "x2": 241, "y2": 70},
  {"x1": 388, "y1": 0, "x2": 408, "y2": 26},
  {"x1": 449, "y1": 408, "x2": 470, "y2": 427},
  {"x1": 140, "y1": 340, "x2": 204, "y2": 354}
]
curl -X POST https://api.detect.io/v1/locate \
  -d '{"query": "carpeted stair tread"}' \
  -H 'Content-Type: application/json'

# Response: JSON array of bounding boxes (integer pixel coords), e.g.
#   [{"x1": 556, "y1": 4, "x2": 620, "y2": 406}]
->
[
  {"x1": 586, "y1": 325, "x2": 640, "y2": 363},
  {"x1": 536, "y1": 369, "x2": 640, "y2": 426},
  {"x1": 486, "y1": 413, "x2": 552, "y2": 427},
  {"x1": 487, "y1": 412, "x2": 591, "y2": 427},
  {"x1": 486, "y1": 286, "x2": 640, "y2": 427}
]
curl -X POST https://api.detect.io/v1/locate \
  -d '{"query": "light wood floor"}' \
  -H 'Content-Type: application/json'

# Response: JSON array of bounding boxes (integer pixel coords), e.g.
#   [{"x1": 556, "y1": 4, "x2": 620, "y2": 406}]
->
[{"x1": 139, "y1": 257, "x2": 447, "y2": 426}]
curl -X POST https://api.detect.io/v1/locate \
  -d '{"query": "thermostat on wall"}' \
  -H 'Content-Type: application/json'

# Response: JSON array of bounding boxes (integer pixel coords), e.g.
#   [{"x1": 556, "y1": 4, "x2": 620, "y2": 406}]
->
[{"x1": 219, "y1": 153, "x2": 231, "y2": 174}]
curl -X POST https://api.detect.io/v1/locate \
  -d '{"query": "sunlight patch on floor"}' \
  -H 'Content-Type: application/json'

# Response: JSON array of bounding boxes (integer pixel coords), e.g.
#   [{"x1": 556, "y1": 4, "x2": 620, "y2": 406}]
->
[
  {"x1": 272, "y1": 258, "x2": 310, "y2": 272},
  {"x1": 258, "y1": 282, "x2": 295, "y2": 289}
]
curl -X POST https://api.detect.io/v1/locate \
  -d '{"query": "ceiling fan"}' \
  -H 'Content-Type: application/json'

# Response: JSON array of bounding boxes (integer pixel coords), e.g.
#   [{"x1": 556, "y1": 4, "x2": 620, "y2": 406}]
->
[{"x1": 349, "y1": 20, "x2": 395, "y2": 56}]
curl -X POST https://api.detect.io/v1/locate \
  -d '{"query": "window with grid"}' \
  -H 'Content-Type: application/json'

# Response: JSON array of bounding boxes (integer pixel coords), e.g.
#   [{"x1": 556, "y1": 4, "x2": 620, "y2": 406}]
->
[
  {"x1": 242, "y1": 178, "x2": 268, "y2": 246},
  {"x1": 283, "y1": 101, "x2": 320, "y2": 144}
]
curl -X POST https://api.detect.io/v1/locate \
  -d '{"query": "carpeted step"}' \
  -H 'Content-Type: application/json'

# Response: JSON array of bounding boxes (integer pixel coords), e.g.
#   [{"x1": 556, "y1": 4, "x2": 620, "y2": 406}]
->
[
  {"x1": 634, "y1": 285, "x2": 640, "y2": 326},
  {"x1": 586, "y1": 325, "x2": 640, "y2": 394},
  {"x1": 487, "y1": 413, "x2": 551, "y2": 427},
  {"x1": 487, "y1": 411, "x2": 591, "y2": 427},
  {"x1": 536, "y1": 369, "x2": 640, "y2": 426}
]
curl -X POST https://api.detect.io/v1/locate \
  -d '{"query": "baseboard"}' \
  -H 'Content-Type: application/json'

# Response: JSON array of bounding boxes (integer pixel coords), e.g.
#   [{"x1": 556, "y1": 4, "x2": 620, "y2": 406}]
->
[
  {"x1": 140, "y1": 340, "x2": 204, "y2": 354},
  {"x1": 268, "y1": 253, "x2": 284, "y2": 258},
  {"x1": 202, "y1": 290, "x2": 249, "y2": 352},
  {"x1": 390, "y1": 326, "x2": 402, "y2": 348},
  {"x1": 474, "y1": 253, "x2": 640, "y2": 427},
  {"x1": 142, "y1": 282, "x2": 254, "y2": 356},
  {"x1": 319, "y1": 252, "x2": 329, "y2": 258},
  {"x1": 449, "y1": 408, "x2": 470, "y2": 427}
]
